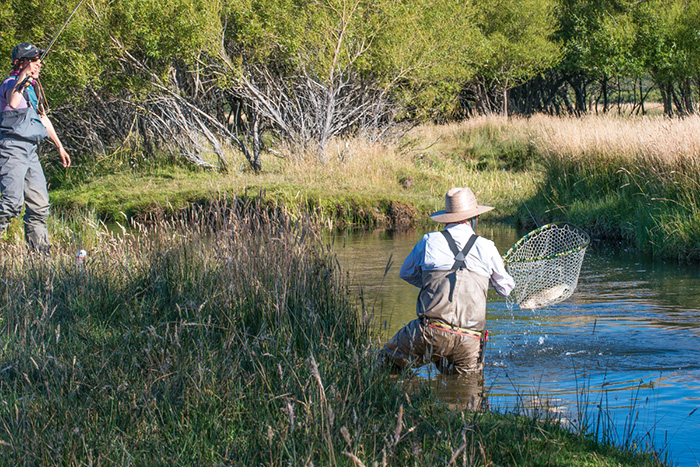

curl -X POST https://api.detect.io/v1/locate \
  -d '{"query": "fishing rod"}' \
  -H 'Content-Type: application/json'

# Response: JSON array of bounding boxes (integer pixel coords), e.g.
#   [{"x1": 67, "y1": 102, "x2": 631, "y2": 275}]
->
[
  {"x1": 16, "y1": 0, "x2": 86, "y2": 88},
  {"x1": 40, "y1": 0, "x2": 87, "y2": 61},
  {"x1": 31, "y1": 0, "x2": 87, "y2": 113}
]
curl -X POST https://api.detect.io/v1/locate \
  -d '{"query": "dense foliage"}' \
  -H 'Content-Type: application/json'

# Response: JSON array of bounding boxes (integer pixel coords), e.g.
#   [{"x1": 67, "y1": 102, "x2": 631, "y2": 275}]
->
[{"x1": 1, "y1": 0, "x2": 699, "y2": 169}]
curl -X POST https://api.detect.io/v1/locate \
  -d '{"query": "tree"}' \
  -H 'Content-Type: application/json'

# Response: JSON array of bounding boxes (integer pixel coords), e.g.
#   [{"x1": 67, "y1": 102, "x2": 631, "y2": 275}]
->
[
  {"x1": 632, "y1": 0, "x2": 700, "y2": 116},
  {"x1": 222, "y1": 0, "x2": 487, "y2": 153},
  {"x1": 469, "y1": 0, "x2": 561, "y2": 116},
  {"x1": 553, "y1": 0, "x2": 640, "y2": 114},
  {"x1": 1, "y1": 0, "x2": 238, "y2": 169}
]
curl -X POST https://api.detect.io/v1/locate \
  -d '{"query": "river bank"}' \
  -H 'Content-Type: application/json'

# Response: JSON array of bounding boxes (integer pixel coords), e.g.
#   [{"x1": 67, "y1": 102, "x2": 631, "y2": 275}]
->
[
  {"x1": 0, "y1": 200, "x2": 667, "y2": 465},
  {"x1": 38, "y1": 113, "x2": 700, "y2": 262}
]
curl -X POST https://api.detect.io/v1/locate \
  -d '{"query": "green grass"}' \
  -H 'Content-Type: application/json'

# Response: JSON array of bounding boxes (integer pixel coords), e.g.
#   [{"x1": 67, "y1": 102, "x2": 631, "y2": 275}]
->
[
  {"x1": 45, "y1": 130, "x2": 540, "y2": 229},
  {"x1": 526, "y1": 144, "x2": 700, "y2": 261},
  {"x1": 0, "y1": 199, "x2": 665, "y2": 465}
]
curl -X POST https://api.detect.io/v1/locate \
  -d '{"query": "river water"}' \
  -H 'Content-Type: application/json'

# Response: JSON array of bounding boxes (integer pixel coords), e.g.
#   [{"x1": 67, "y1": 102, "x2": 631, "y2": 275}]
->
[{"x1": 330, "y1": 224, "x2": 700, "y2": 466}]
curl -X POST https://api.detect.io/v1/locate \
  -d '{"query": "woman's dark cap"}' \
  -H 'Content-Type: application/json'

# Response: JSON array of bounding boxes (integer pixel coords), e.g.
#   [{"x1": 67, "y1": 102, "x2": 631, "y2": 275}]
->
[{"x1": 11, "y1": 43, "x2": 43, "y2": 63}]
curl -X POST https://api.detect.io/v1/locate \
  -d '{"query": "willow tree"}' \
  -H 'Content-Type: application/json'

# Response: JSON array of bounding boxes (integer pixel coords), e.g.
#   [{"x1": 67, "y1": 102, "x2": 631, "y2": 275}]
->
[
  {"x1": 221, "y1": 0, "x2": 484, "y2": 160},
  {"x1": 222, "y1": 0, "x2": 396, "y2": 162},
  {"x1": 0, "y1": 0, "x2": 236, "y2": 169},
  {"x1": 376, "y1": 0, "x2": 483, "y2": 120},
  {"x1": 675, "y1": 0, "x2": 700, "y2": 114},
  {"x1": 633, "y1": 0, "x2": 700, "y2": 116},
  {"x1": 3, "y1": 0, "x2": 487, "y2": 169},
  {"x1": 565, "y1": 7, "x2": 638, "y2": 113},
  {"x1": 468, "y1": 0, "x2": 561, "y2": 116}
]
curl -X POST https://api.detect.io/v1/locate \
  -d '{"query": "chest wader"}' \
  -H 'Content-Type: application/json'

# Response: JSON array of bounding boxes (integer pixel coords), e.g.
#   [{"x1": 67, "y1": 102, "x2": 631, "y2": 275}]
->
[
  {"x1": 383, "y1": 230, "x2": 493, "y2": 374},
  {"x1": 418, "y1": 230, "x2": 490, "y2": 373},
  {"x1": 0, "y1": 80, "x2": 51, "y2": 250}
]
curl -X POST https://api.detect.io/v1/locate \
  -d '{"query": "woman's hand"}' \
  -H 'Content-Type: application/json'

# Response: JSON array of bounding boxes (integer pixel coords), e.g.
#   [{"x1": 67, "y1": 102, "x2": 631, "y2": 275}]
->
[{"x1": 57, "y1": 146, "x2": 71, "y2": 168}]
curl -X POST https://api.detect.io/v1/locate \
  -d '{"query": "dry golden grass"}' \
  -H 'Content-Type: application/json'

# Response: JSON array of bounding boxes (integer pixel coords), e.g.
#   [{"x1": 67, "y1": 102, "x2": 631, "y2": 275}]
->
[
  {"x1": 411, "y1": 113, "x2": 700, "y2": 163},
  {"x1": 281, "y1": 138, "x2": 416, "y2": 191},
  {"x1": 527, "y1": 114, "x2": 700, "y2": 162},
  {"x1": 408, "y1": 114, "x2": 700, "y2": 196},
  {"x1": 252, "y1": 133, "x2": 539, "y2": 216},
  {"x1": 403, "y1": 114, "x2": 700, "y2": 258}
]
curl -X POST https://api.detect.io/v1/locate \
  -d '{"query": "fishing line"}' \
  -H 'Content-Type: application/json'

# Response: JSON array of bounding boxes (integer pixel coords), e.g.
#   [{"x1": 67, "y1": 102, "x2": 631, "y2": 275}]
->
[{"x1": 523, "y1": 201, "x2": 539, "y2": 228}]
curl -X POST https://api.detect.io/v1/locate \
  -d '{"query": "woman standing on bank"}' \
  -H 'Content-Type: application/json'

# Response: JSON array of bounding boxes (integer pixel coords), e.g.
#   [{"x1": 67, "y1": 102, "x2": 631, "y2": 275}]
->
[{"x1": 0, "y1": 42, "x2": 70, "y2": 251}]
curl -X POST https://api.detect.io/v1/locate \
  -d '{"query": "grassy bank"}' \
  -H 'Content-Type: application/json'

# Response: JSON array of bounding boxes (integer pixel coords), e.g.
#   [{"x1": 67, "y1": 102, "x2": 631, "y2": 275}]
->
[
  {"x1": 413, "y1": 115, "x2": 700, "y2": 260},
  {"x1": 45, "y1": 128, "x2": 539, "y2": 228},
  {"x1": 41, "y1": 113, "x2": 700, "y2": 260},
  {"x1": 0, "y1": 200, "x2": 664, "y2": 465},
  {"x1": 47, "y1": 116, "x2": 700, "y2": 261},
  {"x1": 530, "y1": 114, "x2": 700, "y2": 261}
]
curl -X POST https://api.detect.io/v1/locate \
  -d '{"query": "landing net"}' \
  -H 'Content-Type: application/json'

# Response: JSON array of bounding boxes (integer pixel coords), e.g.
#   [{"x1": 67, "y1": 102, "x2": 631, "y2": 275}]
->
[{"x1": 503, "y1": 223, "x2": 589, "y2": 310}]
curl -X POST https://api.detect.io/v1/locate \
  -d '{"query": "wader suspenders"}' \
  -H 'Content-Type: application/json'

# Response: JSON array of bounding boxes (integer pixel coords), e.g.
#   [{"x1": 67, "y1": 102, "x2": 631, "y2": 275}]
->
[
  {"x1": 437, "y1": 230, "x2": 489, "y2": 363},
  {"x1": 440, "y1": 230, "x2": 478, "y2": 269}
]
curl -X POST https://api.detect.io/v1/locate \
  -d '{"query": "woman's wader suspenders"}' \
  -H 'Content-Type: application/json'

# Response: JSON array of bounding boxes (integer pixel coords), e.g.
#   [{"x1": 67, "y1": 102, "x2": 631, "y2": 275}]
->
[
  {"x1": 0, "y1": 78, "x2": 49, "y2": 143},
  {"x1": 439, "y1": 229, "x2": 489, "y2": 364}
]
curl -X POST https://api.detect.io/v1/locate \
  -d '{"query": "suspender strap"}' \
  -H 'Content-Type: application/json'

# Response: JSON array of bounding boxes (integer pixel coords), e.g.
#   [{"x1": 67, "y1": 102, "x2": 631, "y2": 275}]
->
[{"x1": 440, "y1": 230, "x2": 478, "y2": 270}]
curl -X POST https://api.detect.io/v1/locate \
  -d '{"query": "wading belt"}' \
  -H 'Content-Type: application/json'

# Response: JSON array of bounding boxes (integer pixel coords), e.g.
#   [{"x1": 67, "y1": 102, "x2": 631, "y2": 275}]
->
[{"x1": 424, "y1": 318, "x2": 487, "y2": 340}]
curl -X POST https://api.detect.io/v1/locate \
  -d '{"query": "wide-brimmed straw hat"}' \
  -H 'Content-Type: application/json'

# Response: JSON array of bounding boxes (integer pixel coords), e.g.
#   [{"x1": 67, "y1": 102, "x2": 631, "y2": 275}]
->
[{"x1": 430, "y1": 187, "x2": 494, "y2": 223}]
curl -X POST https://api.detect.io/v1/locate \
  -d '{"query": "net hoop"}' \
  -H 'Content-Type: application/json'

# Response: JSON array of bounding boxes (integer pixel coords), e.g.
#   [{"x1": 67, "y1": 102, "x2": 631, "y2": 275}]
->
[{"x1": 503, "y1": 223, "x2": 590, "y2": 264}]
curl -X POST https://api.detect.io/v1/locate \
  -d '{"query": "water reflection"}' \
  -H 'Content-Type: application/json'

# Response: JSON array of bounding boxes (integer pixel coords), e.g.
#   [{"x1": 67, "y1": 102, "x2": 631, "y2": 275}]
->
[
  {"x1": 403, "y1": 371, "x2": 488, "y2": 412},
  {"x1": 331, "y1": 224, "x2": 700, "y2": 466}
]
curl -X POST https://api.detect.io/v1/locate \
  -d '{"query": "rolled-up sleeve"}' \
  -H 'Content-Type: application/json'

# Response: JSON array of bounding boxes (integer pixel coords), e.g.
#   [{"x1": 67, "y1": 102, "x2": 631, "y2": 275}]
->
[{"x1": 399, "y1": 235, "x2": 427, "y2": 288}]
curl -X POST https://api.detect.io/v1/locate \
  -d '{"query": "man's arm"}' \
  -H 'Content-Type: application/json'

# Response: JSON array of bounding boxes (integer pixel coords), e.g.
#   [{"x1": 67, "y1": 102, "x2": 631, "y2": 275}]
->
[
  {"x1": 399, "y1": 235, "x2": 427, "y2": 288},
  {"x1": 488, "y1": 247, "x2": 515, "y2": 296}
]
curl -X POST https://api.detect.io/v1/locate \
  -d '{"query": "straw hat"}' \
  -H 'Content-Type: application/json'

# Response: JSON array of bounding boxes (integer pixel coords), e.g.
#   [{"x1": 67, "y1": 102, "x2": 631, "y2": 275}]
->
[{"x1": 430, "y1": 187, "x2": 494, "y2": 223}]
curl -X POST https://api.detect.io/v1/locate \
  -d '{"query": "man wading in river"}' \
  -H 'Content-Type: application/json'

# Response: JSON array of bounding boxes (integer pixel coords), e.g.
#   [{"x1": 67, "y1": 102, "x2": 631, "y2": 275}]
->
[
  {"x1": 0, "y1": 43, "x2": 70, "y2": 251},
  {"x1": 382, "y1": 187, "x2": 514, "y2": 375}
]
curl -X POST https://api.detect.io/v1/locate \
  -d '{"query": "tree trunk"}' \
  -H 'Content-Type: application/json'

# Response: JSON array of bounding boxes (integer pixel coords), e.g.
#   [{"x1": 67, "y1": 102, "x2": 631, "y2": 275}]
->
[
  {"x1": 640, "y1": 78, "x2": 648, "y2": 116},
  {"x1": 602, "y1": 75, "x2": 609, "y2": 113},
  {"x1": 672, "y1": 86, "x2": 685, "y2": 116},
  {"x1": 567, "y1": 75, "x2": 588, "y2": 116},
  {"x1": 682, "y1": 78, "x2": 694, "y2": 115},
  {"x1": 251, "y1": 114, "x2": 262, "y2": 171},
  {"x1": 659, "y1": 83, "x2": 674, "y2": 117}
]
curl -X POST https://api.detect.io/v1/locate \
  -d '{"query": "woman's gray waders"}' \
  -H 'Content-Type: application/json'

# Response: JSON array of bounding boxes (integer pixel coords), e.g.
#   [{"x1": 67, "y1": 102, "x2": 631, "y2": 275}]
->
[{"x1": 0, "y1": 137, "x2": 50, "y2": 250}]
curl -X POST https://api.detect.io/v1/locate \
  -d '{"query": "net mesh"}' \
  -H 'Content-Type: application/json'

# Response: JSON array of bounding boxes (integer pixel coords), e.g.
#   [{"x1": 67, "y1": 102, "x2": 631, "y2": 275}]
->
[{"x1": 503, "y1": 223, "x2": 590, "y2": 310}]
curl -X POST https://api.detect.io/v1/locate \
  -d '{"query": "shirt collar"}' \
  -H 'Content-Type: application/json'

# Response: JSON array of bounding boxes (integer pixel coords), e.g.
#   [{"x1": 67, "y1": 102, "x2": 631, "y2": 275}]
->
[{"x1": 444, "y1": 222, "x2": 475, "y2": 235}]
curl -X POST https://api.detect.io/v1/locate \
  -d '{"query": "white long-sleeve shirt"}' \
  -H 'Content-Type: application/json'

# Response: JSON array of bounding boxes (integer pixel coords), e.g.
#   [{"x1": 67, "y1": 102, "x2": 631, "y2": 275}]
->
[{"x1": 399, "y1": 223, "x2": 515, "y2": 296}]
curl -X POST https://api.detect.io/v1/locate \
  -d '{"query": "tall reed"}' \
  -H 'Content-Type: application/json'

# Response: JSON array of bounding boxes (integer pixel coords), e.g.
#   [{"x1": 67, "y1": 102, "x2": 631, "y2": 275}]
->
[
  {"x1": 0, "y1": 197, "x2": 373, "y2": 464},
  {"x1": 529, "y1": 114, "x2": 700, "y2": 259}
]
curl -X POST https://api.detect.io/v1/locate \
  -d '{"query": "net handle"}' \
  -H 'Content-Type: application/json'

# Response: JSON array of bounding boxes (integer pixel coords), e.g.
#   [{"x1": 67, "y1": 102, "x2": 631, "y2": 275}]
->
[{"x1": 503, "y1": 222, "x2": 590, "y2": 264}]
